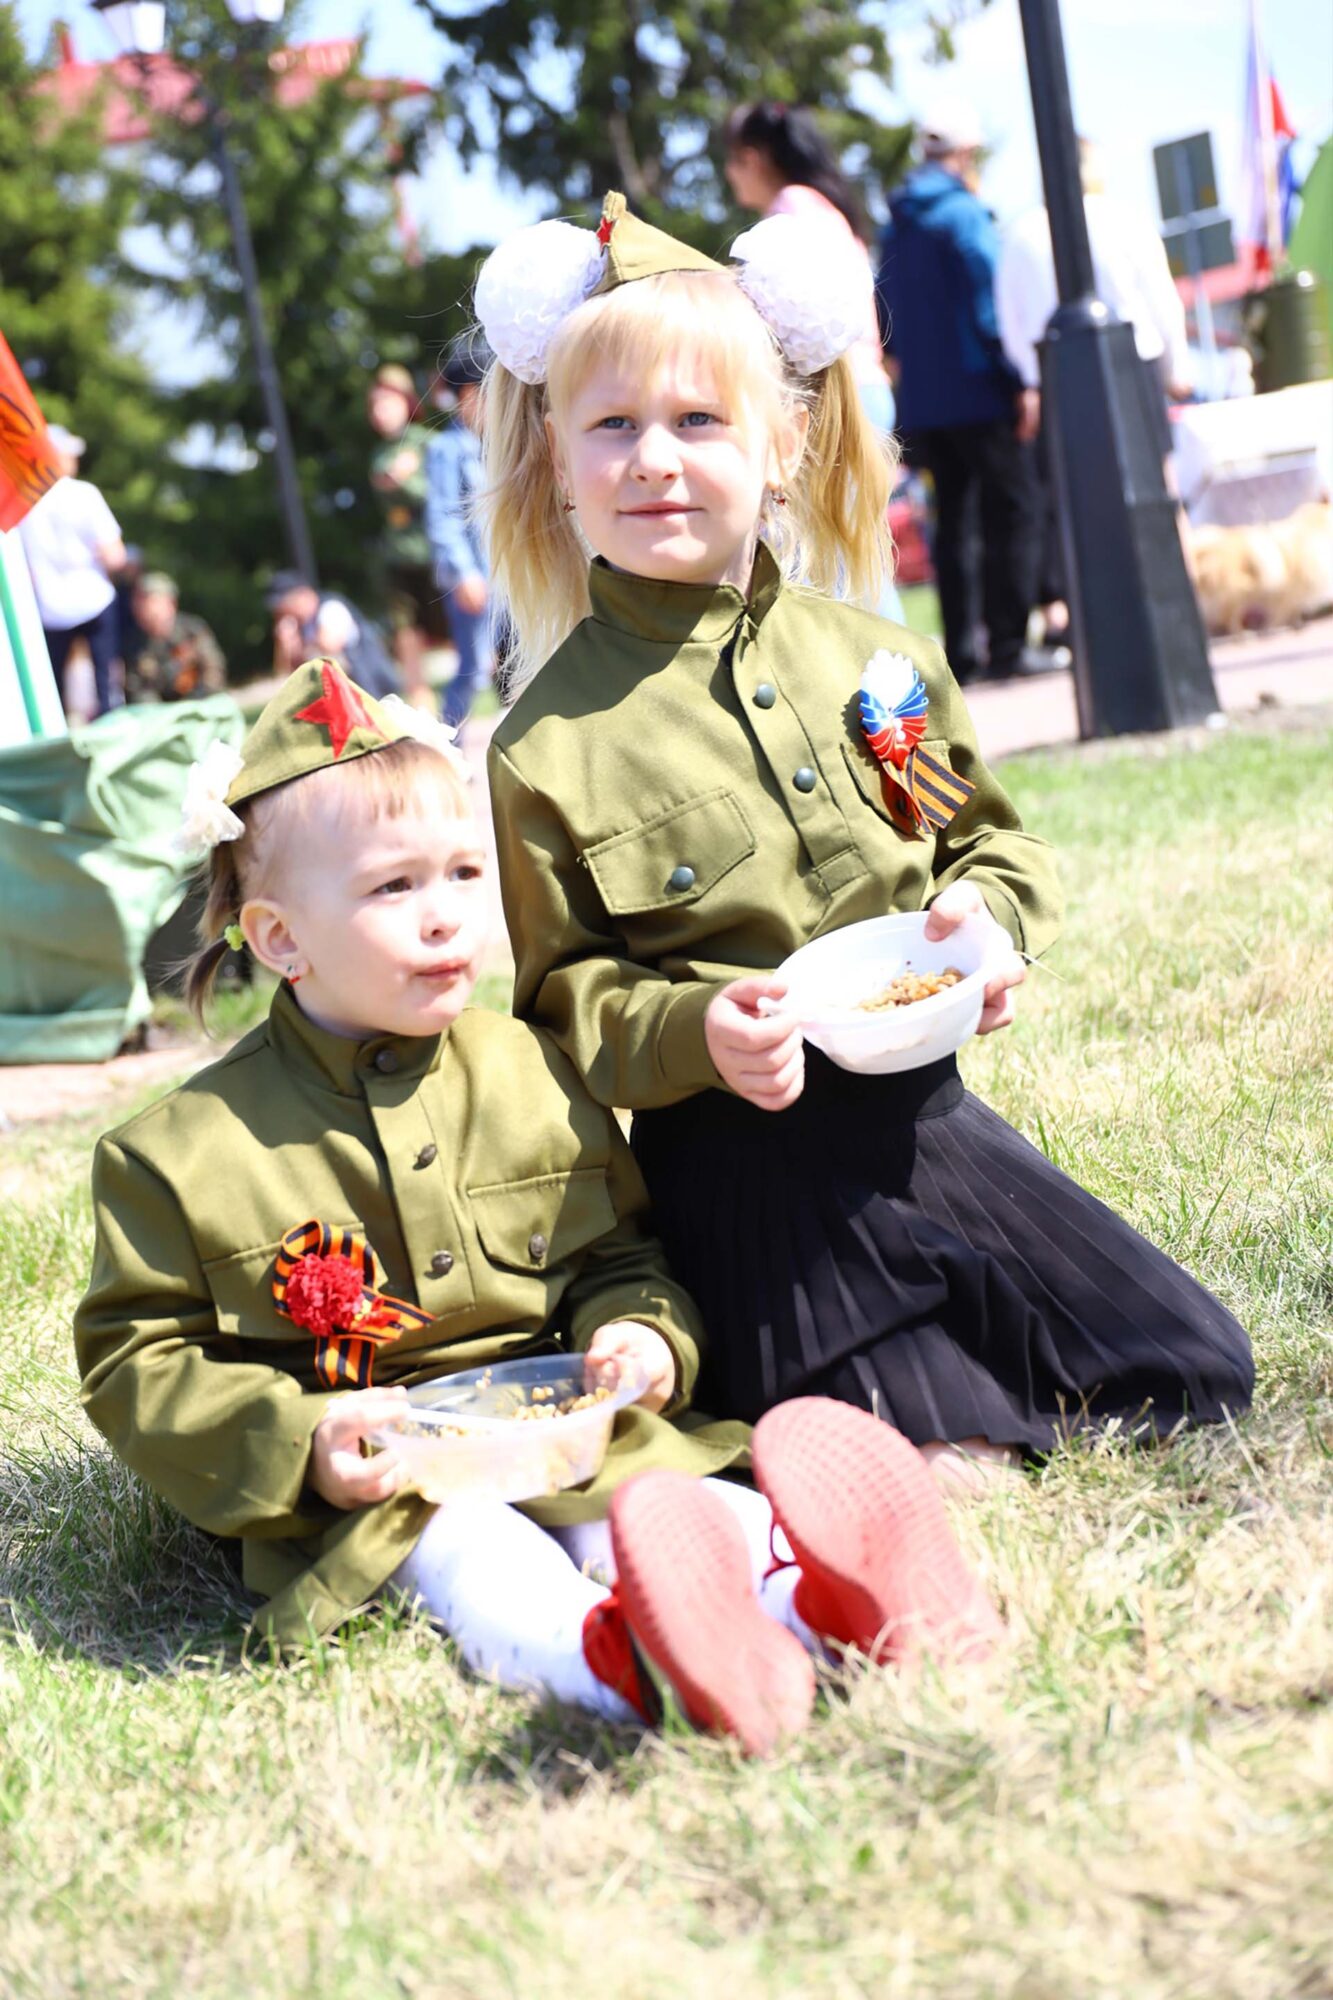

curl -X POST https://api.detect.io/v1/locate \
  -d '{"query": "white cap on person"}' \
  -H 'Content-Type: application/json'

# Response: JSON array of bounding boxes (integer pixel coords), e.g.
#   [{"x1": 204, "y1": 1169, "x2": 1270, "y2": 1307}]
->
[{"x1": 917, "y1": 96, "x2": 985, "y2": 157}]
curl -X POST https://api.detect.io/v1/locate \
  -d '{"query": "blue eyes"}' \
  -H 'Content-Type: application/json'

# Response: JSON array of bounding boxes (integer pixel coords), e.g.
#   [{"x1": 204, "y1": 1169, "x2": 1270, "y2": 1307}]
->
[{"x1": 595, "y1": 412, "x2": 720, "y2": 432}]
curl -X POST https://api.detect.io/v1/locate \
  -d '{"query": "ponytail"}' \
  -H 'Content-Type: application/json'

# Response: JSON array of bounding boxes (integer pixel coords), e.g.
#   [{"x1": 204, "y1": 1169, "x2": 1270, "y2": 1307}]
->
[
  {"x1": 480, "y1": 365, "x2": 591, "y2": 697},
  {"x1": 181, "y1": 838, "x2": 246, "y2": 1027},
  {"x1": 785, "y1": 353, "x2": 898, "y2": 607}
]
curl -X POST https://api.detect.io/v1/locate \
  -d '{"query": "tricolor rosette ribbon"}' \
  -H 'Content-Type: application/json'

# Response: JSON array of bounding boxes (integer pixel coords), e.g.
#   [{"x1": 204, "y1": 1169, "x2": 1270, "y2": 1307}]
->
[
  {"x1": 859, "y1": 650, "x2": 929, "y2": 770},
  {"x1": 857, "y1": 651, "x2": 975, "y2": 838},
  {"x1": 273, "y1": 1220, "x2": 435, "y2": 1390}
]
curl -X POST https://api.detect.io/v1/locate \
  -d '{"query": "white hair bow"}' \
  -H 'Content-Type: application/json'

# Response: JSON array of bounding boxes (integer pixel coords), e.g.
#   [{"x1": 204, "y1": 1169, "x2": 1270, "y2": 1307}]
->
[
  {"x1": 474, "y1": 211, "x2": 868, "y2": 387},
  {"x1": 175, "y1": 739, "x2": 245, "y2": 856}
]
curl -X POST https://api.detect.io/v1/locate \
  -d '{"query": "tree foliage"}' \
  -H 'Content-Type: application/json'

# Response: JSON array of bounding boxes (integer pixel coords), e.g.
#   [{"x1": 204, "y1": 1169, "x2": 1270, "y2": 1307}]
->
[
  {"x1": 0, "y1": 6, "x2": 170, "y2": 531},
  {"x1": 413, "y1": 0, "x2": 913, "y2": 240},
  {"x1": 122, "y1": 0, "x2": 465, "y2": 670}
]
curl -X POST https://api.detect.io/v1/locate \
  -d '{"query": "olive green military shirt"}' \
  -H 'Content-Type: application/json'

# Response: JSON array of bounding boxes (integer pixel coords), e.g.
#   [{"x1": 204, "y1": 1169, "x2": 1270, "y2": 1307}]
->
[
  {"x1": 74, "y1": 985, "x2": 745, "y2": 1644},
  {"x1": 369, "y1": 421, "x2": 432, "y2": 566},
  {"x1": 125, "y1": 613, "x2": 227, "y2": 704},
  {"x1": 489, "y1": 545, "x2": 1063, "y2": 1111}
]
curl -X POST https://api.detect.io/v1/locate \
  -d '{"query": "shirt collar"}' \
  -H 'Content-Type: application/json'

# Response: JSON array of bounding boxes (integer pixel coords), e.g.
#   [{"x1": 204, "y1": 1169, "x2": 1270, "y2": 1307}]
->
[
  {"x1": 587, "y1": 541, "x2": 785, "y2": 646},
  {"x1": 266, "y1": 978, "x2": 446, "y2": 1097}
]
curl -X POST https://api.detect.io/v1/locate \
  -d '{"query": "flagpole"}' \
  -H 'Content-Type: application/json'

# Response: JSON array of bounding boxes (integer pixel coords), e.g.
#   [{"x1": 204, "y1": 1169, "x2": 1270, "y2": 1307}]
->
[
  {"x1": 1248, "y1": 0, "x2": 1283, "y2": 267},
  {"x1": 1017, "y1": 0, "x2": 1220, "y2": 736}
]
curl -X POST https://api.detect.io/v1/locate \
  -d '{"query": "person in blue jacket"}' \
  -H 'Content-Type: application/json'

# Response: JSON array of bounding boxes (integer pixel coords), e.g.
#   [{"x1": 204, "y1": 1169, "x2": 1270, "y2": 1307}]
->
[
  {"x1": 425, "y1": 337, "x2": 494, "y2": 729},
  {"x1": 876, "y1": 99, "x2": 1041, "y2": 685}
]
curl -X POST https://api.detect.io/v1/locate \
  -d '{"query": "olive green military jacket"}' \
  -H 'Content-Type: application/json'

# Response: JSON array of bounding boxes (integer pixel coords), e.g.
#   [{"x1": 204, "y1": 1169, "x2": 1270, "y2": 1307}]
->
[
  {"x1": 489, "y1": 545, "x2": 1063, "y2": 1110},
  {"x1": 74, "y1": 985, "x2": 746, "y2": 1645}
]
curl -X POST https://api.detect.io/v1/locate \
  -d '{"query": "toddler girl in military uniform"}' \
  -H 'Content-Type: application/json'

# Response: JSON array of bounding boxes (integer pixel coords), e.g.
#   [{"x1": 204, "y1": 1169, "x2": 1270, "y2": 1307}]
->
[
  {"x1": 75, "y1": 658, "x2": 1001, "y2": 1756},
  {"x1": 476, "y1": 194, "x2": 1253, "y2": 1485}
]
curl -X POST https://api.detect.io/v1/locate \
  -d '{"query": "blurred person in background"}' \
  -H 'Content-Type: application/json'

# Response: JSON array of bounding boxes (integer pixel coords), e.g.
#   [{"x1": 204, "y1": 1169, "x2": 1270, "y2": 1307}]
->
[
  {"x1": 996, "y1": 138, "x2": 1192, "y2": 654},
  {"x1": 425, "y1": 335, "x2": 495, "y2": 729},
  {"x1": 366, "y1": 362, "x2": 448, "y2": 697},
  {"x1": 17, "y1": 423, "x2": 126, "y2": 717},
  {"x1": 124, "y1": 572, "x2": 227, "y2": 704},
  {"x1": 266, "y1": 571, "x2": 399, "y2": 698},
  {"x1": 876, "y1": 99, "x2": 1044, "y2": 684},
  {"x1": 723, "y1": 100, "x2": 903, "y2": 619},
  {"x1": 111, "y1": 543, "x2": 146, "y2": 673}
]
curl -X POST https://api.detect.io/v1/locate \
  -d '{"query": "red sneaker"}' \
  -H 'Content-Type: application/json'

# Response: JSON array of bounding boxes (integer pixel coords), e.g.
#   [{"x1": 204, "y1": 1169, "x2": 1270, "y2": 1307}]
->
[
  {"x1": 752, "y1": 1398, "x2": 1003, "y2": 1666},
  {"x1": 581, "y1": 1589, "x2": 660, "y2": 1726},
  {"x1": 608, "y1": 1472, "x2": 815, "y2": 1757}
]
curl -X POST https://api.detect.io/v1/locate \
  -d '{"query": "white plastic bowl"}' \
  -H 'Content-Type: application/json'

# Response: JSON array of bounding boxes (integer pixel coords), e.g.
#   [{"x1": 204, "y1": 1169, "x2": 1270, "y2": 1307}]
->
[
  {"x1": 369, "y1": 1353, "x2": 648, "y2": 1505},
  {"x1": 776, "y1": 910, "x2": 1010, "y2": 1075}
]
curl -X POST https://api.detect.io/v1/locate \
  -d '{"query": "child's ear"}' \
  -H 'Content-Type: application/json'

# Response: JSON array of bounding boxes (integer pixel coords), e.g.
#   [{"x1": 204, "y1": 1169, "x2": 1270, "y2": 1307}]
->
[{"x1": 240, "y1": 898, "x2": 301, "y2": 980}]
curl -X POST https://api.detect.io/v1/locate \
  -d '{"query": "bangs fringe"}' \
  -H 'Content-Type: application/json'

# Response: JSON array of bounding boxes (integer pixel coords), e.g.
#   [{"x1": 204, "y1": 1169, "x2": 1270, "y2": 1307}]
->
[
  {"x1": 547, "y1": 271, "x2": 785, "y2": 428},
  {"x1": 252, "y1": 737, "x2": 472, "y2": 845}
]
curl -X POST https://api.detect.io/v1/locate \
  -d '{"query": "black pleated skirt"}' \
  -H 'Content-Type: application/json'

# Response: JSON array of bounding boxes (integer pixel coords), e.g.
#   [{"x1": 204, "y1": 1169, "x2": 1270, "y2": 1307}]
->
[{"x1": 632, "y1": 1053, "x2": 1254, "y2": 1455}]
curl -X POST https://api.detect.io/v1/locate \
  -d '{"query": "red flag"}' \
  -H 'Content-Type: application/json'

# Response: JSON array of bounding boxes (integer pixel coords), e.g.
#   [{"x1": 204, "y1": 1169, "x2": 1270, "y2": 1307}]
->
[{"x1": 0, "y1": 334, "x2": 62, "y2": 532}]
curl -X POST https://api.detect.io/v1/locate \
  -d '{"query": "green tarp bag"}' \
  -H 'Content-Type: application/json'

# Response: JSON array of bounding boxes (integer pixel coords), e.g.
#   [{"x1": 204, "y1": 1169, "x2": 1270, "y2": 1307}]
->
[{"x1": 0, "y1": 696, "x2": 243, "y2": 1063}]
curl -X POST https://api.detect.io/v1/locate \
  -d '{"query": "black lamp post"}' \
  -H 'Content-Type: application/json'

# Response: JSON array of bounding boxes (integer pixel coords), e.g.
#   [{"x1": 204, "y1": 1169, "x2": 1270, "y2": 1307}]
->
[
  {"x1": 92, "y1": 0, "x2": 318, "y2": 585},
  {"x1": 1016, "y1": 0, "x2": 1218, "y2": 736}
]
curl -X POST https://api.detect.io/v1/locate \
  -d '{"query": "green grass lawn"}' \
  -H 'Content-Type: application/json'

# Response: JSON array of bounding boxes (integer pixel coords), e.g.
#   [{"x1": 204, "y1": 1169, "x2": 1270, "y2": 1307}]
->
[{"x1": 2, "y1": 718, "x2": 1331, "y2": 2000}]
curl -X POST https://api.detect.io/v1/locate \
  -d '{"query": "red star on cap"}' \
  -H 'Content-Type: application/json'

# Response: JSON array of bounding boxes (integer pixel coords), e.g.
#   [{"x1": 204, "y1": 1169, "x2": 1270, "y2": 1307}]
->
[
  {"x1": 293, "y1": 660, "x2": 382, "y2": 758},
  {"x1": 597, "y1": 213, "x2": 616, "y2": 247}
]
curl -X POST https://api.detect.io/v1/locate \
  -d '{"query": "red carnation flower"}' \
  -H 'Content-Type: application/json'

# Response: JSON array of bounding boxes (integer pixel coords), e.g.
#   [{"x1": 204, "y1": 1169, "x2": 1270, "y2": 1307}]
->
[{"x1": 284, "y1": 1253, "x2": 366, "y2": 1339}]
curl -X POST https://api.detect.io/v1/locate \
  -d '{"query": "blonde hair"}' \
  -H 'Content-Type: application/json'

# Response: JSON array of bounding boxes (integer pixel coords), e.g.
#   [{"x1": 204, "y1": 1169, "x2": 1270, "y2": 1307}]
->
[
  {"x1": 182, "y1": 738, "x2": 473, "y2": 1025},
  {"x1": 480, "y1": 268, "x2": 898, "y2": 690}
]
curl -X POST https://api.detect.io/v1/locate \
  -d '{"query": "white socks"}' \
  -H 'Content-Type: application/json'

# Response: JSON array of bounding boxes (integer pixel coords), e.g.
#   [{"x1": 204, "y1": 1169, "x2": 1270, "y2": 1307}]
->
[
  {"x1": 391, "y1": 1498, "x2": 637, "y2": 1722},
  {"x1": 390, "y1": 1478, "x2": 818, "y2": 1723}
]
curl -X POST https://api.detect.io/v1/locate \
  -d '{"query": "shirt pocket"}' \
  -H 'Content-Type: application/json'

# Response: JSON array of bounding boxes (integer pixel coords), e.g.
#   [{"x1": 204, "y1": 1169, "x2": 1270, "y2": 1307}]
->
[
  {"x1": 842, "y1": 734, "x2": 958, "y2": 831},
  {"x1": 467, "y1": 1167, "x2": 618, "y2": 1278},
  {"x1": 202, "y1": 1234, "x2": 361, "y2": 1352},
  {"x1": 582, "y1": 788, "x2": 756, "y2": 917}
]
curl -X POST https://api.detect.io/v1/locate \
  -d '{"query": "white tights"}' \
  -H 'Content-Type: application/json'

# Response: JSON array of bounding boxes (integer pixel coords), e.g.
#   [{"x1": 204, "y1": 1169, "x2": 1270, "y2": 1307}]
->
[{"x1": 389, "y1": 1478, "x2": 810, "y2": 1724}]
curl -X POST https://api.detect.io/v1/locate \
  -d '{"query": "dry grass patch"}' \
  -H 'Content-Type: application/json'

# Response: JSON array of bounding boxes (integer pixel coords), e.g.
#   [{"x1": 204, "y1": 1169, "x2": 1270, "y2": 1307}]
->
[{"x1": 2, "y1": 716, "x2": 1330, "y2": 2000}]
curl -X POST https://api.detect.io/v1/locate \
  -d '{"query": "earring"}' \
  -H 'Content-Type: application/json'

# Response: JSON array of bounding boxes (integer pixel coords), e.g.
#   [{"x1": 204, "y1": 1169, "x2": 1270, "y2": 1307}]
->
[
  {"x1": 287, "y1": 963, "x2": 304, "y2": 986},
  {"x1": 561, "y1": 494, "x2": 575, "y2": 514},
  {"x1": 771, "y1": 486, "x2": 788, "y2": 508}
]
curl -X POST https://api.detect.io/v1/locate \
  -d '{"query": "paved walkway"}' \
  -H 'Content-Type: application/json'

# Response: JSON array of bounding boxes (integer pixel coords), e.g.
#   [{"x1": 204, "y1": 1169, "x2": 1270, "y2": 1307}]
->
[
  {"x1": 934, "y1": 614, "x2": 1333, "y2": 762},
  {"x1": 4, "y1": 615, "x2": 1329, "y2": 1127}
]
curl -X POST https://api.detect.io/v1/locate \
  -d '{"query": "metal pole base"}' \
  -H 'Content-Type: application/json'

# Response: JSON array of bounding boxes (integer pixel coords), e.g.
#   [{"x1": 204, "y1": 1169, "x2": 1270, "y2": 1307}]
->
[{"x1": 1041, "y1": 306, "x2": 1218, "y2": 737}]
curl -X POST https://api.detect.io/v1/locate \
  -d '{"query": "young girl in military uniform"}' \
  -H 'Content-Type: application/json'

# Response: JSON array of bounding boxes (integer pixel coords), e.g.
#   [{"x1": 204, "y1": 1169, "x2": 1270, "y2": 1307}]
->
[
  {"x1": 477, "y1": 194, "x2": 1253, "y2": 1484},
  {"x1": 75, "y1": 659, "x2": 1000, "y2": 1756}
]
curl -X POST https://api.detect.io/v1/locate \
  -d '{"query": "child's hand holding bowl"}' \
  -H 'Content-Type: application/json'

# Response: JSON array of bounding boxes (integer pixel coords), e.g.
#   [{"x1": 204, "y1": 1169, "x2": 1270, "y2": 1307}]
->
[
  {"x1": 310, "y1": 1387, "x2": 411, "y2": 1509},
  {"x1": 586, "y1": 1320, "x2": 676, "y2": 1413},
  {"x1": 924, "y1": 883, "x2": 1026, "y2": 1034}
]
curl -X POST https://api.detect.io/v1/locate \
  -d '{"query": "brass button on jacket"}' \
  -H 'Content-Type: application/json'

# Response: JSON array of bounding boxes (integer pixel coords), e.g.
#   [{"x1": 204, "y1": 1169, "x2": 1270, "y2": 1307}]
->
[
  {"x1": 414, "y1": 1143, "x2": 438, "y2": 1169},
  {"x1": 667, "y1": 864, "x2": 696, "y2": 893},
  {"x1": 527, "y1": 1231, "x2": 548, "y2": 1264},
  {"x1": 792, "y1": 766, "x2": 817, "y2": 794},
  {"x1": 372, "y1": 1047, "x2": 399, "y2": 1076},
  {"x1": 429, "y1": 1249, "x2": 454, "y2": 1276}
]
